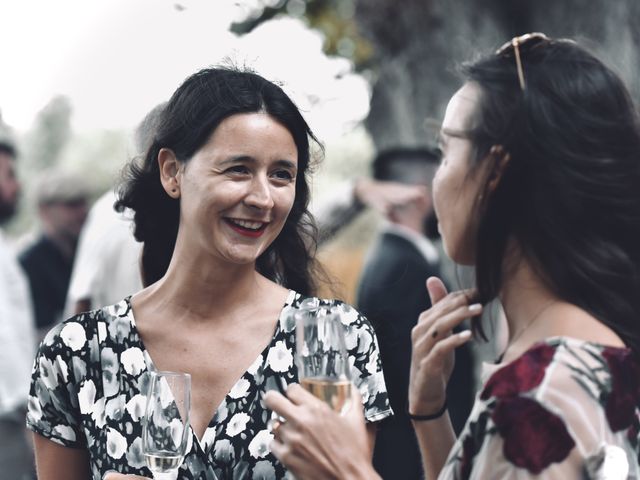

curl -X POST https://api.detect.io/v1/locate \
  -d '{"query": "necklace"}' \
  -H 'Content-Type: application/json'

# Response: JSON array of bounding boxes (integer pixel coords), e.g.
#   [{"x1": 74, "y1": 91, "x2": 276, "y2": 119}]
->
[{"x1": 506, "y1": 300, "x2": 558, "y2": 351}]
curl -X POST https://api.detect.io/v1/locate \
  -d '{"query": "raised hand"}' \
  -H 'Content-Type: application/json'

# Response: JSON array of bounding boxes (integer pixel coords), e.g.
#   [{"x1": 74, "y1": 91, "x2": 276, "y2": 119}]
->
[
  {"x1": 409, "y1": 277, "x2": 480, "y2": 416},
  {"x1": 354, "y1": 178, "x2": 428, "y2": 217}
]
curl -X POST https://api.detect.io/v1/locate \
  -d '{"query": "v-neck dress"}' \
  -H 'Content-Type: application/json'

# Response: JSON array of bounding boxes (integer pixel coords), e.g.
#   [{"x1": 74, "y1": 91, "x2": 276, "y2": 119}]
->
[{"x1": 26, "y1": 290, "x2": 392, "y2": 479}]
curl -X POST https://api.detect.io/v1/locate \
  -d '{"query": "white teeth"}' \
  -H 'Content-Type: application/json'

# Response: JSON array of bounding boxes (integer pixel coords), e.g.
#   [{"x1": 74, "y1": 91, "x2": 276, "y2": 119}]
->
[{"x1": 231, "y1": 219, "x2": 264, "y2": 230}]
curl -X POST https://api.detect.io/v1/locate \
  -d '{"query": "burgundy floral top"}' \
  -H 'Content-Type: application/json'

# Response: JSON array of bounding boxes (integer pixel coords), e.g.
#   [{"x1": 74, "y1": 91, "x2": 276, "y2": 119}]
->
[{"x1": 440, "y1": 337, "x2": 640, "y2": 479}]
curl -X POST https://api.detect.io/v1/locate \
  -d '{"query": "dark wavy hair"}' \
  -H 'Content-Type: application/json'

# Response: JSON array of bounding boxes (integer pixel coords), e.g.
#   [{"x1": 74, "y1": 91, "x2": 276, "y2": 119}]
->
[
  {"x1": 115, "y1": 67, "x2": 324, "y2": 295},
  {"x1": 460, "y1": 37, "x2": 640, "y2": 353}
]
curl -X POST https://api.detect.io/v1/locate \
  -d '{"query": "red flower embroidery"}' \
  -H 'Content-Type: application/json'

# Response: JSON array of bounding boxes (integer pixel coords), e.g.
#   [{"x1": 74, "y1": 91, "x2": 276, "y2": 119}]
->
[
  {"x1": 492, "y1": 397, "x2": 575, "y2": 473},
  {"x1": 481, "y1": 343, "x2": 557, "y2": 400},
  {"x1": 602, "y1": 347, "x2": 640, "y2": 432}
]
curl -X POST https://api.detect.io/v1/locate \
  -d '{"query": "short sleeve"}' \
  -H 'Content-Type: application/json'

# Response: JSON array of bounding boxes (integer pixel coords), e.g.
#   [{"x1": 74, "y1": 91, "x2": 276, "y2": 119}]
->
[
  {"x1": 335, "y1": 301, "x2": 393, "y2": 423},
  {"x1": 26, "y1": 320, "x2": 88, "y2": 448}
]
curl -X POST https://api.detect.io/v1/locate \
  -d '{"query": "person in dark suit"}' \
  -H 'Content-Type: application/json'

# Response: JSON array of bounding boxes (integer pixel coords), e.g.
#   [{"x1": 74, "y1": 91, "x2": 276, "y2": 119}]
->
[{"x1": 356, "y1": 147, "x2": 473, "y2": 480}]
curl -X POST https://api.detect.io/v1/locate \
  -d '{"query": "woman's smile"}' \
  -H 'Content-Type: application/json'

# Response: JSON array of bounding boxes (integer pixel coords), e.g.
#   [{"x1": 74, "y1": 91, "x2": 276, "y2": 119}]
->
[{"x1": 224, "y1": 217, "x2": 269, "y2": 238}]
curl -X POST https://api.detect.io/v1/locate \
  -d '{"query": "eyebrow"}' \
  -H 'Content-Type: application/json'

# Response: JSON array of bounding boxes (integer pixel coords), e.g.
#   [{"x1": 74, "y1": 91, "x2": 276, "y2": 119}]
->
[{"x1": 218, "y1": 156, "x2": 297, "y2": 170}]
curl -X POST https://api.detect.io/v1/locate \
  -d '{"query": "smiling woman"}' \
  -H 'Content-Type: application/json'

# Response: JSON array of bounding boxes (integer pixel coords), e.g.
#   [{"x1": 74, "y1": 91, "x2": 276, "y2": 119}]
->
[{"x1": 25, "y1": 66, "x2": 392, "y2": 480}]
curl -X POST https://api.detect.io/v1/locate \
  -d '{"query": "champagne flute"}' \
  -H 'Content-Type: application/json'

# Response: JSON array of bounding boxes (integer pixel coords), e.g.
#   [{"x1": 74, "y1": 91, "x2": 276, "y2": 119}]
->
[
  {"x1": 295, "y1": 304, "x2": 353, "y2": 414},
  {"x1": 142, "y1": 371, "x2": 191, "y2": 480}
]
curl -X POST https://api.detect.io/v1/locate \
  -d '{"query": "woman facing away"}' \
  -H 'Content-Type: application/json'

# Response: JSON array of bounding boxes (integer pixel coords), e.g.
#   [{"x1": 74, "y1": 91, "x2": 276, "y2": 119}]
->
[
  {"x1": 26, "y1": 67, "x2": 392, "y2": 480},
  {"x1": 265, "y1": 34, "x2": 640, "y2": 479}
]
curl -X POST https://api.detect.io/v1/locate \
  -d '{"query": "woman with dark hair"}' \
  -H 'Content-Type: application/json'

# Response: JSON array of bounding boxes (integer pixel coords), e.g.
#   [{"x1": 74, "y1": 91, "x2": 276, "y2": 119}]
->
[
  {"x1": 265, "y1": 34, "x2": 640, "y2": 478},
  {"x1": 26, "y1": 67, "x2": 392, "y2": 480}
]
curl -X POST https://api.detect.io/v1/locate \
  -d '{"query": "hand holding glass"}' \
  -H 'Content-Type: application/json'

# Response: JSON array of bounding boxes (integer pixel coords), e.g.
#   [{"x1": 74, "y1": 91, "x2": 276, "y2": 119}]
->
[
  {"x1": 295, "y1": 305, "x2": 352, "y2": 414},
  {"x1": 142, "y1": 371, "x2": 191, "y2": 479}
]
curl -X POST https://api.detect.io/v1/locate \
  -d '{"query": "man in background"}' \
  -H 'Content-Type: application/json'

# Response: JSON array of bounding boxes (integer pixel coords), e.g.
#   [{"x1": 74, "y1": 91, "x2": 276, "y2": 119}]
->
[
  {"x1": 19, "y1": 170, "x2": 90, "y2": 338},
  {"x1": 356, "y1": 147, "x2": 474, "y2": 480},
  {"x1": 0, "y1": 139, "x2": 37, "y2": 479}
]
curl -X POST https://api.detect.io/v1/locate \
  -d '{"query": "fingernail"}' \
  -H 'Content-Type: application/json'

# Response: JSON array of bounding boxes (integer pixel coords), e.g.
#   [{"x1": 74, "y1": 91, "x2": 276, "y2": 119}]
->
[
  {"x1": 468, "y1": 303, "x2": 482, "y2": 312},
  {"x1": 459, "y1": 330, "x2": 472, "y2": 340}
]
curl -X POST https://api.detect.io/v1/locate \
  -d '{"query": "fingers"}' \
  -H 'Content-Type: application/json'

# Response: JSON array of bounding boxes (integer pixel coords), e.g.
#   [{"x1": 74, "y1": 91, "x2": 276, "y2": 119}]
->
[
  {"x1": 285, "y1": 383, "x2": 323, "y2": 406},
  {"x1": 418, "y1": 300, "x2": 480, "y2": 341},
  {"x1": 423, "y1": 329, "x2": 472, "y2": 368},
  {"x1": 414, "y1": 289, "x2": 478, "y2": 336},
  {"x1": 415, "y1": 330, "x2": 472, "y2": 383},
  {"x1": 264, "y1": 390, "x2": 298, "y2": 421},
  {"x1": 426, "y1": 276, "x2": 448, "y2": 305}
]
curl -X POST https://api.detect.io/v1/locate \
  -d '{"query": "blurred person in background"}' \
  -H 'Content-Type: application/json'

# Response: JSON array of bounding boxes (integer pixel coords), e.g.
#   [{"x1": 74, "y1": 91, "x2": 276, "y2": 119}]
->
[
  {"x1": 356, "y1": 147, "x2": 473, "y2": 479},
  {"x1": 0, "y1": 139, "x2": 37, "y2": 479},
  {"x1": 265, "y1": 33, "x2": 640, "y2": 479},
  {"x1": 63, "y1": 104, "x2": 166, "y2": 318},
  {"x1": 19, "y1": 170, "x2": 90, "y2": 339}
]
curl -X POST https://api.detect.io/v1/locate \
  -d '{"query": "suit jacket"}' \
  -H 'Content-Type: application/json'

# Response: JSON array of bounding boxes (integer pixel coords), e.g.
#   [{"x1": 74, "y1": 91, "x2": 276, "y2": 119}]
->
[{"x1": 357, "y1": 229, "x2": 473, "y2": 480}]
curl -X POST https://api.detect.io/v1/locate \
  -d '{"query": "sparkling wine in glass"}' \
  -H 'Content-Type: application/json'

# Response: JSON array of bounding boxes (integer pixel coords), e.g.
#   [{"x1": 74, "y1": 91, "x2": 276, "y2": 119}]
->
[
  {"x1": 295, "y1": 304, "x2": 353, "y2": 414},
  {"x1": 142, "y1": 371, "x2": 191, "y2": 480}
]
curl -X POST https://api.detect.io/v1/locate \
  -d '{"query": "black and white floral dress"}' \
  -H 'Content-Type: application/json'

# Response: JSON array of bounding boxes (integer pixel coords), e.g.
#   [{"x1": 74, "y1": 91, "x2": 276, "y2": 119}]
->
[{"x1": 26, "y1": 290, "x2": 392, "y2": 479}]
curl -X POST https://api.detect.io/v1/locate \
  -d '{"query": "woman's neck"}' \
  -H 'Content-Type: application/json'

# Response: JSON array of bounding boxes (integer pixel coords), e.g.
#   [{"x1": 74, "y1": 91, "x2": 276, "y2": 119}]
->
[
  {"x1": 498, "y1": 256, "x2": 625, "y2": 361},
  {"x1": 498, "y1": 257, "x2": 559, "y2": 360},
  {"x1": 139, "y1": 245, "x2": 273, "y2": 323}
]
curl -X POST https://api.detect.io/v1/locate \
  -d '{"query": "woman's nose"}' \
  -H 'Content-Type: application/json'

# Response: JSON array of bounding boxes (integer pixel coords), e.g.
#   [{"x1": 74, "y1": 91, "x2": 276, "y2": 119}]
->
[{"x1": 245, "y1": 176, "x2": 274, "y2": 210}]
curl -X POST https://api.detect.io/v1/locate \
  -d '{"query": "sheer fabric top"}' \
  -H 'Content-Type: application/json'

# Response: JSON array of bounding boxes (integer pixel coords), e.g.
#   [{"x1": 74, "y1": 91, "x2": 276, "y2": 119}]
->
[{"x1": 440, "y1": 337, "x2": 640, "y2": 479}]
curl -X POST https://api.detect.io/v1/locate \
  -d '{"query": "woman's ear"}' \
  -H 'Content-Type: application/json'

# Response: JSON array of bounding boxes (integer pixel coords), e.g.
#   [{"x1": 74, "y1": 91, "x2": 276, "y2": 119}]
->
[
  {"x1": 158, "y1": 148, "x2": 181, "y2": 199},
  {"x1": 486, "y1": 145, "x2": 511, "y2": 192}
]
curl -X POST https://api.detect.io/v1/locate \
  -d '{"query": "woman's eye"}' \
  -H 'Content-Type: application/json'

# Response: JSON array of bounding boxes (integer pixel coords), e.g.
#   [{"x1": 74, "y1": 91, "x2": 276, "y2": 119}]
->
[
  {"x1": 272, "y1": 170, "x2": 294, "y2": 181},
  {"x1": 226, "y1": 165, "x2": 249, "y2": 174}
]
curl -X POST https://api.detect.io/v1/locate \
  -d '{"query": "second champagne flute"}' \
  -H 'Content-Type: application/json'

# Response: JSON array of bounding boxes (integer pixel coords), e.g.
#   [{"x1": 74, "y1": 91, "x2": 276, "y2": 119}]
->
[
  {"x1": 294, "y1": 305, "x2": 353, "y2": 414},
  {"x1": 142, "y1": 370, "x2": 191, "y2": 480}
]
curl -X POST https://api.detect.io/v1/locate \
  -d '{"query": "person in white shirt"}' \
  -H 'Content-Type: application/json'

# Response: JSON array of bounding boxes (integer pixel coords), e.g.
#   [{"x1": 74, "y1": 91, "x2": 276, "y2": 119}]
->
[{"x1": 0, "y1": 139, "x2": 37, "y2": 479}]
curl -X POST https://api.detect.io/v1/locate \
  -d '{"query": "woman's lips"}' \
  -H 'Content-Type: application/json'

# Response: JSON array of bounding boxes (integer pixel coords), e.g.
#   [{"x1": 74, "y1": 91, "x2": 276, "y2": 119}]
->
[{"x1": 225, "y1": 218, "x2": 268, "y2": 238}]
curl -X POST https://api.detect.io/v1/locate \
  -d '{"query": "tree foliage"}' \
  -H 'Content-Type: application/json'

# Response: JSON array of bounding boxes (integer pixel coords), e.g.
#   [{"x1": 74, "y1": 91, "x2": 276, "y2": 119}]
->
[{"x1": 232, "y1": 0, "x2": 640, "y2": 150}]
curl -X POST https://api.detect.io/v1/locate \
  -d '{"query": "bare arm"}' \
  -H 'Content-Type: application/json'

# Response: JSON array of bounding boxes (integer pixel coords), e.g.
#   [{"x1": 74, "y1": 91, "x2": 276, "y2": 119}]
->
[
  {"x1": 412, "y1": 416, "x2": 457, "y2": 479},
  {"x1": 315, "y1": 179, "x2": 428, "y2": 245},
  {"x1": 33, "y1": 433, "x2": 90, "y2": 480}
]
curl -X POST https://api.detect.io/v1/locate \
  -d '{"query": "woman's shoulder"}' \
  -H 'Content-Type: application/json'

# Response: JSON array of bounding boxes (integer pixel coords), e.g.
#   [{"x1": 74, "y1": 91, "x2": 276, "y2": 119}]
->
[
  {"x1": 482, "y1": 336, "x2": 639, "y2": 401},
  {"x1": 456, "y1": 337, "x2": 640, "y2": 477},
  {"x1": 39, "y1": 298, "x2": 134, "y2": 354}
]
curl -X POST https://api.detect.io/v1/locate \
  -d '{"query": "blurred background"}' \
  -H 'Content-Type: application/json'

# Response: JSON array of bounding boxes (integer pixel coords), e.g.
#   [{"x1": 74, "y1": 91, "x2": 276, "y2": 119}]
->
[{"x1": 1, "y1": 0, "x2": 639, "y2": 301}]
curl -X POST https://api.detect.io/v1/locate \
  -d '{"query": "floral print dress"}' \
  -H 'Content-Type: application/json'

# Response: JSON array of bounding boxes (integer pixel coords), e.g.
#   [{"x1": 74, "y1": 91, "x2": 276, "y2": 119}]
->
[
  {"x1": 26, "y1": 290, "x2": 392, "y2": 480},
  {"x1": 440, "y1": 337, "x2": 640, "y2": 479}
]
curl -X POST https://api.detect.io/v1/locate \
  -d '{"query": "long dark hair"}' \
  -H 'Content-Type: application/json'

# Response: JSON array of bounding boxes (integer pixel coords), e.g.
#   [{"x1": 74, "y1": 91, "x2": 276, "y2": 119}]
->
[
  {"x1": 116, "y1": 67, "x2": 324, "y2": 295},
  {"x1": 461, "y1": 37, "x2": 640, "y2": 353}
]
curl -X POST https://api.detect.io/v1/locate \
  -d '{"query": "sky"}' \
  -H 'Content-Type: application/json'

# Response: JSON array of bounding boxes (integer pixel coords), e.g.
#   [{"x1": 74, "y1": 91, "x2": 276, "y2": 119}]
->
[{"x1": 0, "y1": 0, "x2": 370, "y2": 140}]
